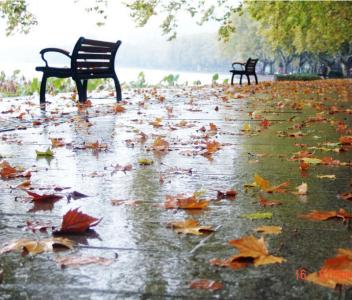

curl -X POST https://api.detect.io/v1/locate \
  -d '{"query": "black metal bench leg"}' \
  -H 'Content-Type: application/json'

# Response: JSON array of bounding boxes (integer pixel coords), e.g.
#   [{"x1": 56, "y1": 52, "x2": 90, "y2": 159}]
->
[
  {"x1": 246, "y1": 75, "x2": 251, "y2": 85},
  {"x1": 254, "y1": 74, "x2": 258, "y2": 84},
  {"x1": 240, "y1": 75, "x2": 243, "y2": 85},
  {"x1": 39, "y1": 74, "x2": 48, "y2": 104},
  {"x1": 75, "y1": 79, "x2": 86, "y2": 103},
  {"x1": 113, "y1": 75, "x2": 122, "y2": 101},
  {"x1": 231, "y1": 73, "x2": 235, "y2": 85},
  {"x1": 83, "y1": 80, "x2": 88, "y2": 100}
]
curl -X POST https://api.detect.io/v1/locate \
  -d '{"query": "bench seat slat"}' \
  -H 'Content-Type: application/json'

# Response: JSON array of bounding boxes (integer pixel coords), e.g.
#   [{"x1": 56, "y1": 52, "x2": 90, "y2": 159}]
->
[
  {"x1": 76, "y1": 54, "x2": 112, "y2": 60},
  {"x1": 76, "y1": 61, "x2": 111, "y2": 68},
  {"x1": 83, "y1": 39, "x2": 116, "y2": 48},
  {"x1": 79, "y1": 46, "x2": 112, "y2": 53}
]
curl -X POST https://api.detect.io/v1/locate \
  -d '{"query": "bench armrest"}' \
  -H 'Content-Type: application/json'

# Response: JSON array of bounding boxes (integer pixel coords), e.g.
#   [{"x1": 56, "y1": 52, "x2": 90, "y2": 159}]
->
[
  {"x1": 232, "y1": 62, "x2": 245, "y2": 69},
  {"x1": 39, "y1": 48, "x2": 71, "y2": 67}
]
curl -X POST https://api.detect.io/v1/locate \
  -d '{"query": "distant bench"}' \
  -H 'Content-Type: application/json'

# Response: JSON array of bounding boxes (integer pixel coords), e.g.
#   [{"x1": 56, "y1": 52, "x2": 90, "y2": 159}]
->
[
  {"x1": 36, "y1": 37, "x2": 122, "y2": 103},
  {"x1": 230, "y1": 58, "x2": 258, "y2": 85}
]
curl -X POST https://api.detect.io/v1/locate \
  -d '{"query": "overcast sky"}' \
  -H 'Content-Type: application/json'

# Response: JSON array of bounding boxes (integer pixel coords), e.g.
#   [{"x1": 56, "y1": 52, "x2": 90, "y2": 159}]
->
[{"x1": 0, "y1": 0, "x2": 217, "y2": 71}]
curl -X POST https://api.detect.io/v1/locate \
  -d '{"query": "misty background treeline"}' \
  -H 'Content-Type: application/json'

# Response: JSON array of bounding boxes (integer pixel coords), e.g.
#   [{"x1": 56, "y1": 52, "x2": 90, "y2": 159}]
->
[{"x1": 119, "y1": 11, "x2": 351, "y2": 77}]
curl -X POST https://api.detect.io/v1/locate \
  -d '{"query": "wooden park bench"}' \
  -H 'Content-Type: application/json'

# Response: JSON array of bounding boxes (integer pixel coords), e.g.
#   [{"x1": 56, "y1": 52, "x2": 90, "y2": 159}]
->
[
  {"x1": 36, "y1": 37, "x2": 122, "y2": 103},
  {"x1": 230, "y1": 58, "x2": 258, "y2": 85}
]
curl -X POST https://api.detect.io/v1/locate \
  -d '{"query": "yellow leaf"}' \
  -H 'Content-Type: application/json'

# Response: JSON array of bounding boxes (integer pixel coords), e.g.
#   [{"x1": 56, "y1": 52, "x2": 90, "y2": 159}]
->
[{"x1": 255, "y1": 226, "x2": 282, "y2": 235}]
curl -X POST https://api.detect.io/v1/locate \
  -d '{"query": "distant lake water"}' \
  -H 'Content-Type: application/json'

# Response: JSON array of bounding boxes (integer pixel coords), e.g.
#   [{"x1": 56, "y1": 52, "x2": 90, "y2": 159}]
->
[{"x1": 1, "y1": 63, "x2": 273, "y2": 85}]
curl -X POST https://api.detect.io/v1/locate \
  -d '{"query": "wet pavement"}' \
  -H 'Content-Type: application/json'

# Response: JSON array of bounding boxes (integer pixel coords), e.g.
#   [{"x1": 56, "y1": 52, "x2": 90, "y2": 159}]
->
[{"x1": 0, "y1": 80, "x2": 351, "y2": 299}]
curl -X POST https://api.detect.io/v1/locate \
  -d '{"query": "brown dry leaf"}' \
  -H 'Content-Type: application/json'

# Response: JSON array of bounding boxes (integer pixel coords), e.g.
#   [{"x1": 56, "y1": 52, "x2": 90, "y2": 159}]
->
[
  {"x1": 210, "y1": 235, "x2": 286, "y2": 269},
  {"x1": 299, "y1": 208, "x2": 352, "y2": 222},
  {"x1": 189, "y1": 279, "x2": 224, "y2": 291},
  {"x1": 202, "y1": 140, "x2": 221, "y2": 157},
  {"x1": 149, "y1": 117, "x2": 163, "y2": 128},
  {"x1": 55, "y1": 255, "x2": 113, "y2": 268},
  {"x1": 113, "y1": 104, "x2": 126, "y2": 113},
  {"x1": 265, "y1": 181, "x2": 289, "y2": 193},
  {"x1": 0, "y1": 160, "x2": 17, "y2": 179},
  {"x1": 168, "y1": 219, "x2": 214, "y2": 235},
  {"x1": 216, "y1": 189, "x2": 237, "y2": 200},
  {"x1": 51, "y1": 138, "x2": 65, "y2": 147},
  {"x1": 15, "y1": 179, "x2": 31, "y2": 189},
  {"x1": 340, "y1": 192, "x2": 352, "y2": 201},
  {"x1": 0, "y1": 238, "x2": 74, "y2": 255},
  {"x1": 306, "y1": 248, "x2": 352, "y2": 288},
  {"x1": 339, "y1": 136, "x2": 352, "y2": 145},
  {"x1": 259, "y1": 194, "x2": 282, "y2": 207},
  {"x1": 164, "y1": 194, "x2": 209, "y2": 209},
  {"x1": 255, "y1": 226, "x2": 282, "y2": 235},
  {"x1": 209, "y1": 123, "x2": 218, "y2": 134},
  {"x1": 152, "y1": 137, "x2": 169, "y2": 152},
  {"x1": 111, "y1": 199, "x2": 142, "y2": 206},
  {"x1": 85, "y1": 141, "x2": 108, "y2": 150}
]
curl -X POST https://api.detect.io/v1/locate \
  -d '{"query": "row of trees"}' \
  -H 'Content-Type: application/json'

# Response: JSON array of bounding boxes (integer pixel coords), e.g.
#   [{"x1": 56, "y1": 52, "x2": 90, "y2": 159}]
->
[
  {"x1": 1, "y1": 0, "x2": 352, "y2": 76},
  {"x1": 125, "y1": 0, "x2": 352, "y2": 76}
]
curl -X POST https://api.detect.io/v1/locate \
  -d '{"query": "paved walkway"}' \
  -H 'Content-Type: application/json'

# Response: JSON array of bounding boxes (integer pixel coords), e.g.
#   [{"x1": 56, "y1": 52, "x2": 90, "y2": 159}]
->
[{"x1": 0, "y1": 80, "x2": 351, "y2": 299}]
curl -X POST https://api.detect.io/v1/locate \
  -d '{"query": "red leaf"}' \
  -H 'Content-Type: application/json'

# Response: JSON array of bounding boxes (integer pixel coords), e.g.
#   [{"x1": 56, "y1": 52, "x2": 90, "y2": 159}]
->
[
  {"x1": 26, "y1": 191, "x2": 62, "y2": 202},
  {"x1": 216, "y1": 189, "x2": 237, "y2": 200},
  {"x1": 56, "y1": 208, "x2": 101, "y2": 234}
]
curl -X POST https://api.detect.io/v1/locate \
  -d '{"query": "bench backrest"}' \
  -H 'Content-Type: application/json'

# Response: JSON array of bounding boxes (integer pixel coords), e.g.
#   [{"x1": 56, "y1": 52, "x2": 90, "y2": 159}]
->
[
  {"x1": 71, "y1": 37, "x2": 121, "y2": 75},
  {"x1": 245, "y1": 58, "x2": 258, "y2": 74}
]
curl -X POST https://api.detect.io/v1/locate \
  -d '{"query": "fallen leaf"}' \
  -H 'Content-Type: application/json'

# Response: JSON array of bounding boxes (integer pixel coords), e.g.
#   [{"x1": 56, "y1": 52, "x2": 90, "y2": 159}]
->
[
  {"x1": 339, "y1": 136, "x2": 352, "y2": 145},
  {"x1": 35, "y1": 147, "x2": 54, "y2": 157},
  {"x1": 15, "y1": 179, "x2": 31, "y2": 189},
  {"x1": 167, "y1": 219, "x2": 214, "y2": 235},
  {"x1": 317, "y1": 175, "x2": 336, "y2": 179},
  {"x1": 0, "y1": 160, "x2": 17, "y2": 179},
  {"x1": 295, "y1": 183, "x2": 308, "y2": 195},
  {"x1": 189, "y1": 279, "x2": 224, "y2": 290},
  {"x1": 85, "y1": 141, "x2": 108, "y2": 150},
  {"x1": 152, "y1": 137, "x2": 169, "y2": 152},
  {"x1": 254, "y1": 174, "x2": 270, "y2": 190},
  {"x1": 299, "y1": 208, "x2": 352, "y2": 223},
  {"x1": 138, "y1": 158, "x2": 154, "y2": 165},
  {"x1": 340, "y1": 192, "x2": 352, "y2": 201},
  {"x1": 164, "y1": 194, "x2": 209, "y2": 209},
  {"x1": 111, "y1": 199, "x2": 142, "y2": 206},
  {"x1": 51, "y1": 138, "x2": 65, "y2": 147},
  {"x1": 113, "y1": 104, "x2": 126, "y2": 113},
  {"x1": 255, "y1": 226, "x2": 282, "y2": 235},
  {"x1": 240, "y1": 212, "x2": 273, "y2": 220},
  {"x1": 66, "y1": 191, "x2": 89, "y2": 201},
  {"x1": 210, "y1": 235, "x2": 285, "y2": 270},
  {"x1": 0, "y1": 238, "x2": 74, "y2": 255},
  {"x1": 55, "y1": 255, "x2": 113, "y2": 268},
  {"x1": 301, "y1": 157, "x2": 322, "y2": 165},
  {"x1": 259, "y1": 194, "x2": 282, "y2": 207},
  {"x1": 216, "y1": 189, "x2": 237, "y2": 200},
  {"x1": 54, "y1": 208, "x2": 102, "y2": 234},
  {"x1": 26, "y1": 191, "x2": 63, "y2": 202},
  {"x1": 306, "y1": 248, "x2": 352, "y2": 288}
]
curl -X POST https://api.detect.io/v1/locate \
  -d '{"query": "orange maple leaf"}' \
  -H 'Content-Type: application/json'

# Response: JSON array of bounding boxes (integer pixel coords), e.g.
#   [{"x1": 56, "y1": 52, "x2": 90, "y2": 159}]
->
[
  {"x1": 152, "y1": 137, "x2": 169, "y2": 152},
  {"x1": 306, "y1": 248, "x2": 352, "y2": 288},
  {"x1": 210, "y1": 235, "x2": 286, "y2": 269},
  {"x1": 164, "y1": 194, "x2": 209, "y2": 209},
  {"x1": 299, "y1": 208, "x2": 352, "y2": 222}
]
